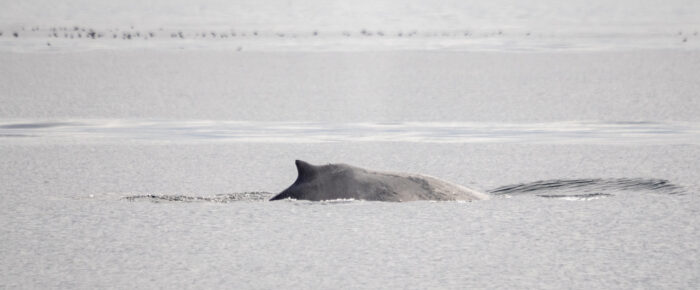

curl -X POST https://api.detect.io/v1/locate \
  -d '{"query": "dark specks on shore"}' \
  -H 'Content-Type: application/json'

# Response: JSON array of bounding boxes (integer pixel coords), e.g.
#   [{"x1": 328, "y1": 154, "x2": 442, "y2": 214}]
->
[
  {"x1": 3, "y1": 25, "x2": 697, "y2": 51},
  {"x1": 0, "y1": 25, "x2": 571, "y2": 43}
]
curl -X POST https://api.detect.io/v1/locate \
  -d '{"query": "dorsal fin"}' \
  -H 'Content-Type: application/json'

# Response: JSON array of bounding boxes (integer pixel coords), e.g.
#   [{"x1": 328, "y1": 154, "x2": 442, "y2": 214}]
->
[{"x1": 295, "y1": 159, "x2": 317, "y2": 181}]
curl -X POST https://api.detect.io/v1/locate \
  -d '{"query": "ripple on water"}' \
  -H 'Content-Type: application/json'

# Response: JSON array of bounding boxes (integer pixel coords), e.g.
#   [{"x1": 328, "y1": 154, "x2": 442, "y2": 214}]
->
[{"x1": 1, "y1": 120, "x2": 699, "y2": 144}]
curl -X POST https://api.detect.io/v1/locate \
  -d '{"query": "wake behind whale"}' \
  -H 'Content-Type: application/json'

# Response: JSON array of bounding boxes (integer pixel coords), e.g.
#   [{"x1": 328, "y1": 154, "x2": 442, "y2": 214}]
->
[
  {"x1": 489, "y1": 178, "x2": 682, "y2": 200},
  {"x1": 124, "y1": 191, "x2": 274, "y2": 203},
  {"x1": 124, "y1": 160, "x2": 684, "y2": 203}
]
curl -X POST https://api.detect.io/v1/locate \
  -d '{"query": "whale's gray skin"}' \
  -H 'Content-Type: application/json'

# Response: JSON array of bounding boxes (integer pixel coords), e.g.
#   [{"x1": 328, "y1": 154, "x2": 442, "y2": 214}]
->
[{"x1": 269, "y1": 160, "x2": 489, "y2": 202}]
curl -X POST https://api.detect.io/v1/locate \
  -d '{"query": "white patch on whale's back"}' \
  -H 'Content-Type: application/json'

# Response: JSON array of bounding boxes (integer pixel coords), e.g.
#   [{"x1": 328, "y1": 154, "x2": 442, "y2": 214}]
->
[
  {"x1": 355, "y1": 165, "x2": 490, "y2": 201},
  {"x1": 404, "y1": 172, "x2": 490, "y2": 201}
]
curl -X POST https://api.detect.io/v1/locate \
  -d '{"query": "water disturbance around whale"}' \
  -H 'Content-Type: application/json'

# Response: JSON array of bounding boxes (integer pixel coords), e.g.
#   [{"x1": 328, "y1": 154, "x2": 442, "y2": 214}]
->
[{"x1": 123, "y1": 172, "x2": 685, "y2": 203}]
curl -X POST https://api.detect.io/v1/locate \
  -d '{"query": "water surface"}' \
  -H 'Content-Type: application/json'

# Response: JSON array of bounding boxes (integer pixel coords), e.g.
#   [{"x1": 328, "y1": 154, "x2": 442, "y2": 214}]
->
[{"x1": 2, "y1": 120, "x2": 699, "y2": 144}]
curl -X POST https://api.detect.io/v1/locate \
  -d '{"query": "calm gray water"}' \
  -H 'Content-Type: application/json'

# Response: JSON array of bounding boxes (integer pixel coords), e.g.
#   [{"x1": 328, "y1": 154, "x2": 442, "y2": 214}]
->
[
  {"x1": 1, "y1": 1, "x2": 700, "y2": 289},
  {"x1": 2, "y1": 140, "x2": 699, "y2": 289},
  {"x1": 2, "y1": 52, "x2": 699, "y2": 288},
  {"x1": 2, "y1": 118, "x2": 699, "y2": 289}
]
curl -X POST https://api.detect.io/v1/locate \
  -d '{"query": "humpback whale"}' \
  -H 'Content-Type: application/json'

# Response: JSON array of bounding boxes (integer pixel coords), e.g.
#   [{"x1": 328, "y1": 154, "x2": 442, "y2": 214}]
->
[{"x1": 270, "y1": 160, "x2": 489, "y2": 202}]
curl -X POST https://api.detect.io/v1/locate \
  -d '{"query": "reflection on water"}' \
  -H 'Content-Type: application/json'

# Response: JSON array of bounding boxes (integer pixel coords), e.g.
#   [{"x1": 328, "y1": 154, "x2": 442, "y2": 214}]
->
[
  {"x1": 1, "y1": 120, "x2": 699, "y2": 144},
  {"x1": 0, "y1": 121, "x2": 81, "y2": 129}
]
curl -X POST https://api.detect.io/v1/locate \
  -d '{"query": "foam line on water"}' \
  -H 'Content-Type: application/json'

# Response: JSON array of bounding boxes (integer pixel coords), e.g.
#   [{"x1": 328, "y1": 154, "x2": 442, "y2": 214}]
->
[{"x1": 1, "y1": 120, "x2": 699, "y2": 144}]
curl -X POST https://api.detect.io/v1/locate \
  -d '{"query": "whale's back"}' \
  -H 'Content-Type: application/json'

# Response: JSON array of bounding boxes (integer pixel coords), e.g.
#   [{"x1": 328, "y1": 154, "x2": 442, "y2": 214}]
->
[{"x1": 270, "y1": 160, "x2": 488, "y2": 202}]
